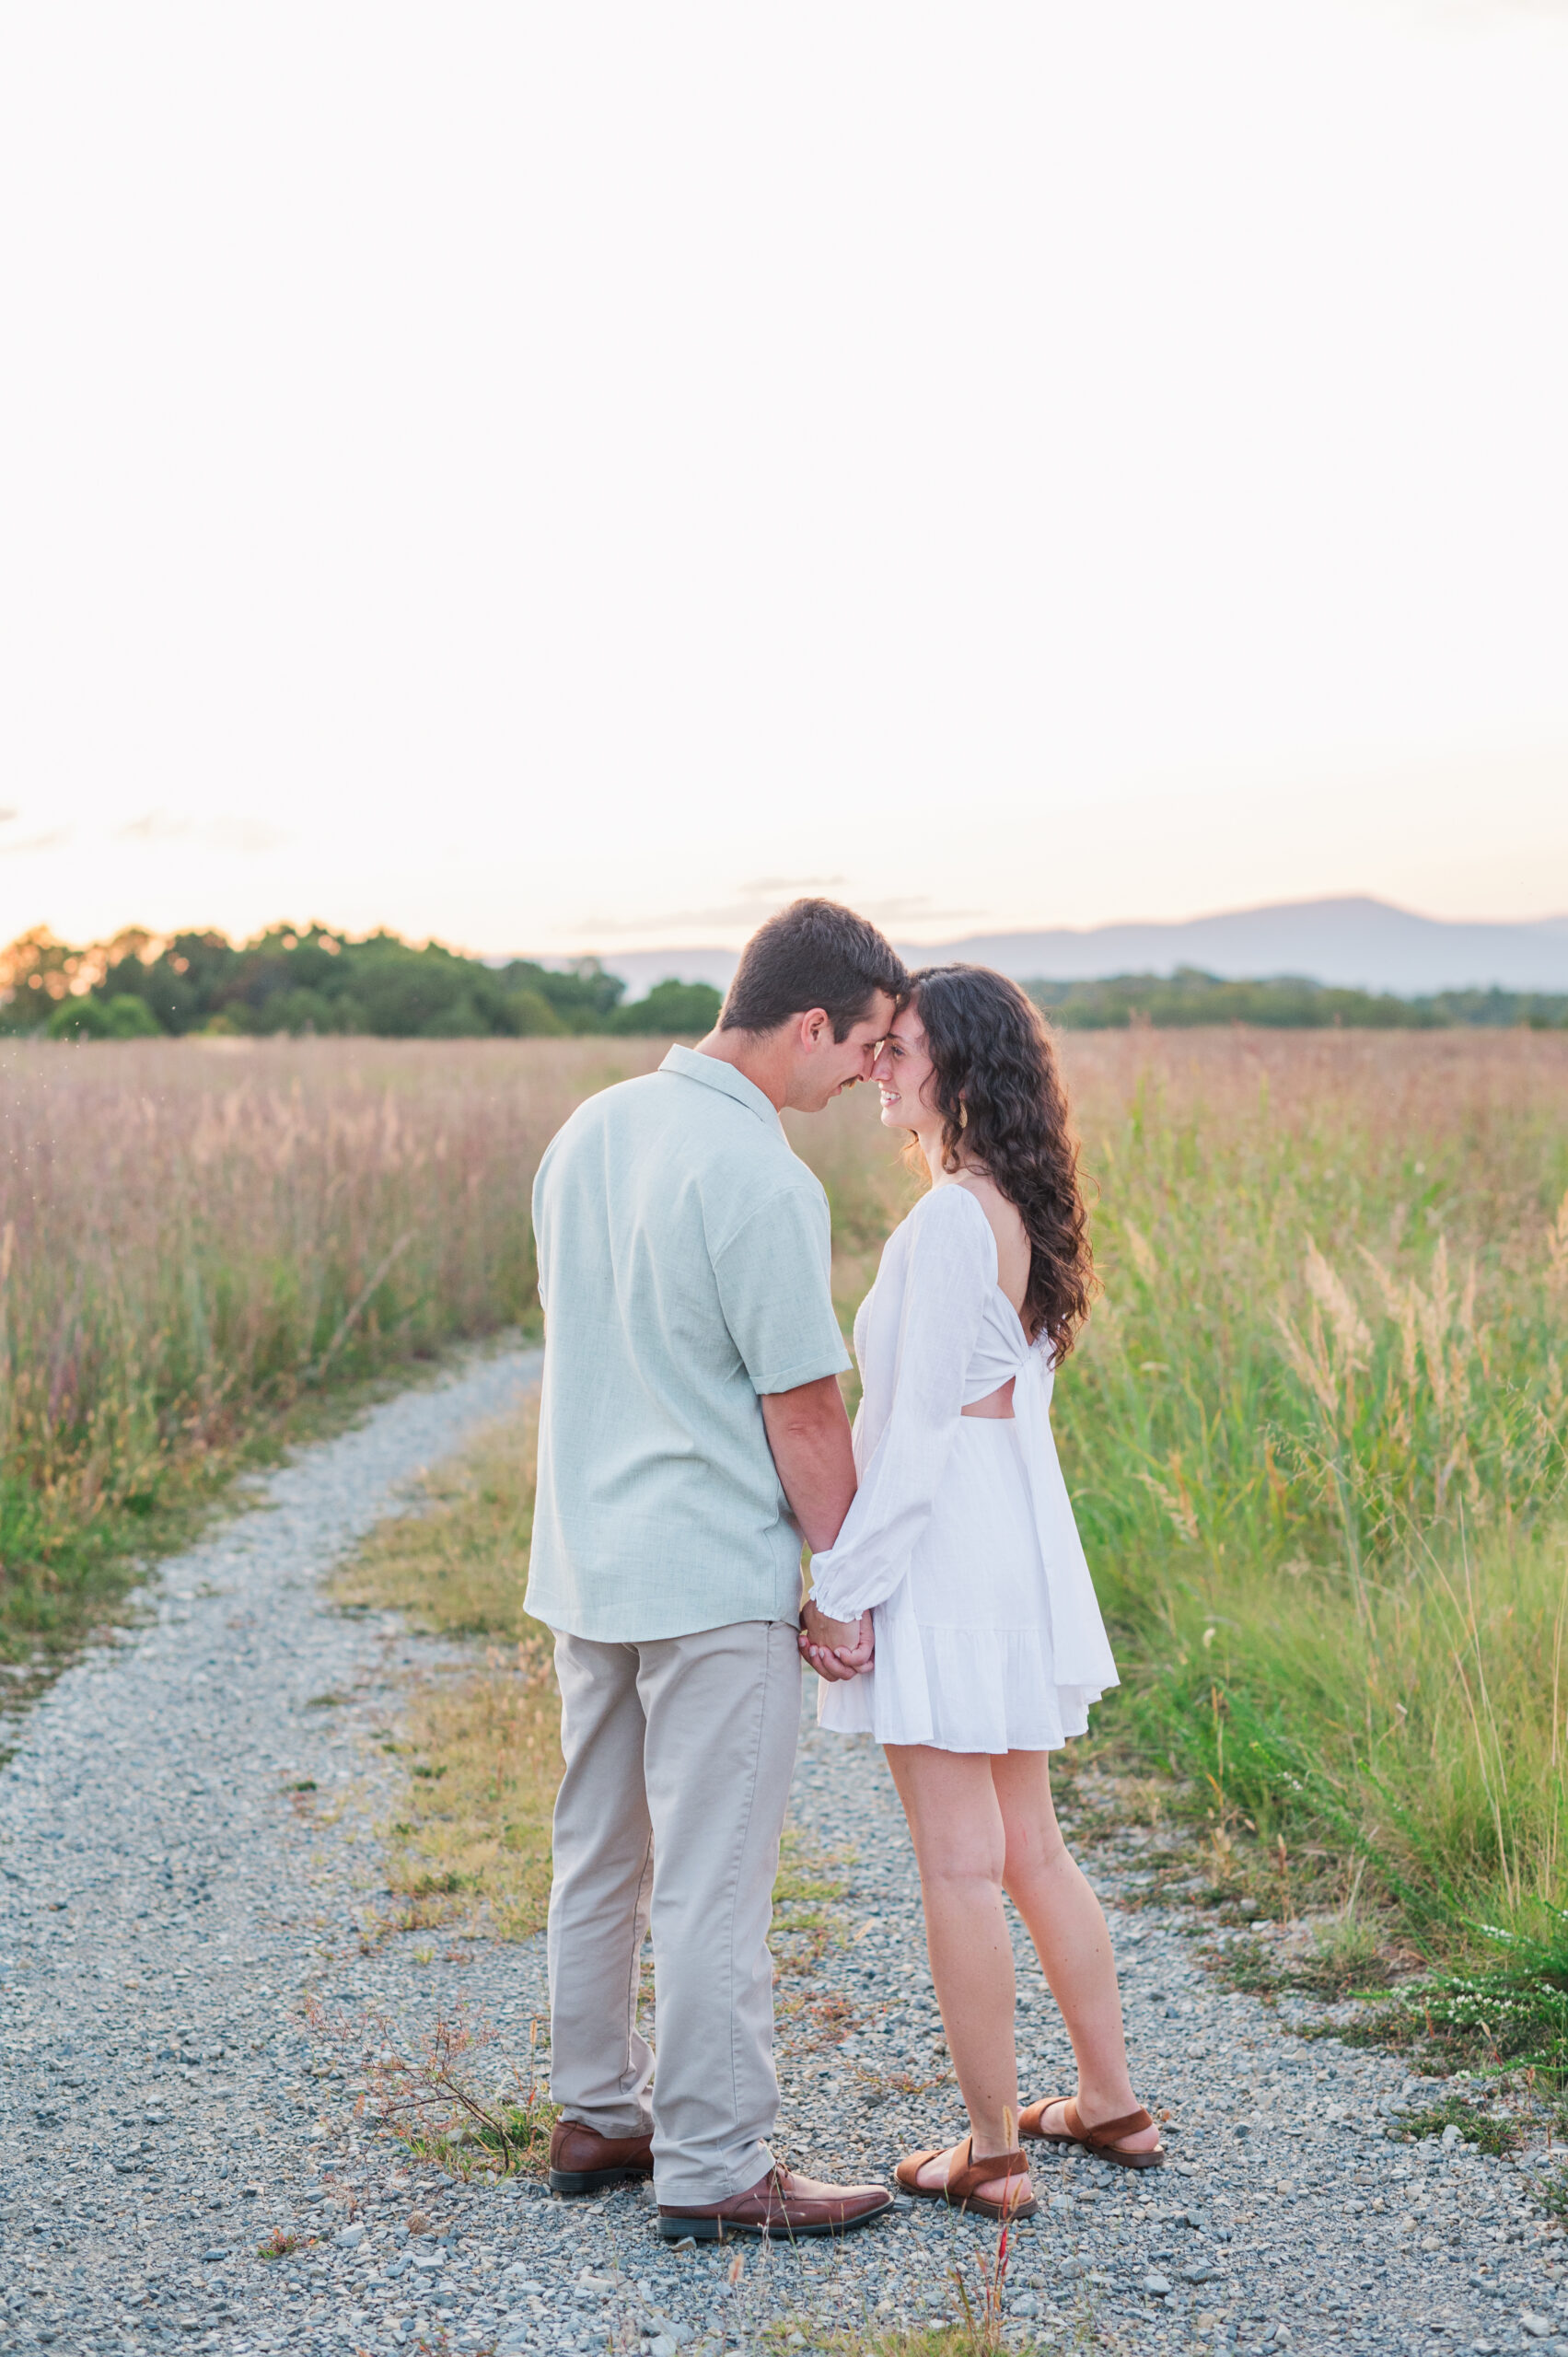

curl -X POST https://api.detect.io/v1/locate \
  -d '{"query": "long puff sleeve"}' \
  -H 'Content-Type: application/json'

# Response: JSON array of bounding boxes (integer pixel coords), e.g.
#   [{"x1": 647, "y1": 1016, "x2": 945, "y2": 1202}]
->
[{"x1": 806, "y1": 1187, "x2": 994, "y2": 1620}]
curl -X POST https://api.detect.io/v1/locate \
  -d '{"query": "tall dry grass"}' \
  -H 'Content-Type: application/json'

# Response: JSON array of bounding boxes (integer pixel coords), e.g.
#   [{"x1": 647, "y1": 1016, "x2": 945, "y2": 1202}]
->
[{"x1": 0, "y1": 1034, "x2": 663, "y2": 1652}]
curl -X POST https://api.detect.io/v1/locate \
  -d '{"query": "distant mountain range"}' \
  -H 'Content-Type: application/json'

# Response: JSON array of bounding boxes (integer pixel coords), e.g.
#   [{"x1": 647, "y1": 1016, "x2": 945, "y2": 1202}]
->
[{"x1": 570, "y1": 897, "x2": 1568, "y2": 1001}]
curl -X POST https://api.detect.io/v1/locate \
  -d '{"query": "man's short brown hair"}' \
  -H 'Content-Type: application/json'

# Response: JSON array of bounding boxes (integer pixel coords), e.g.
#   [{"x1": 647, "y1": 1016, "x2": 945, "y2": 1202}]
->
[{"x1": 719, "y1": 899, "x2": 908, "y2": 1039}]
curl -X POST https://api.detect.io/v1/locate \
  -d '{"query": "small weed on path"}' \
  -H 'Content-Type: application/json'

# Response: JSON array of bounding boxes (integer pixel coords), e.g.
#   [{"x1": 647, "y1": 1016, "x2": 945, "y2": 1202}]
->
[
  {"x1": 1394, "y1": 2092, "x2": 1521, "y2": 2155},
  {"x1": 764, "y1": 2334, "x2": 1040, "y2": 2357},
  {"x1": 947, "y1": 2167, "x2": 1031, "y2": 2357},
  {"x1": 256, "y1": 2225, "x2": 311, "y2": 2261},
  {"x1": 311, "y1": 1994, "x2": 560, "y2": 2180},
  {"x1": 1535, "y1": 2167, "x2": 1568, "y2": 2227}
]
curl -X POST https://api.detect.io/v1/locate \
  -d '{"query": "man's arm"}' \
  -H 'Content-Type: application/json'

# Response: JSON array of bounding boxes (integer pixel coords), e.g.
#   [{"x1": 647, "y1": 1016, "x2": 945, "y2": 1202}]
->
[
  {"x1": 761, "y1": 1372, "x2": 855, "y2": 1551},
  {"x1": 761, "y1": 1376, "x2": 873, "y2": 1680}
]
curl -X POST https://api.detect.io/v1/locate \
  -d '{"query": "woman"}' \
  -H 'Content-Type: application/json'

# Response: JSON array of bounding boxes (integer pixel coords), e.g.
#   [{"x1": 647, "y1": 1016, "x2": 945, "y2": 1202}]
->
[{"x1": 799, "y1": 966, "x2": 1162, "y2": 2220}]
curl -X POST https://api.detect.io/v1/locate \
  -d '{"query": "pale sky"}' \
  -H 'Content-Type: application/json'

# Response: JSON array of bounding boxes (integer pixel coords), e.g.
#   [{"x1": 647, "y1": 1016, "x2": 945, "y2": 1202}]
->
[{"x1": 3, "y1": 0, "x2": 1567, "y2": 958}]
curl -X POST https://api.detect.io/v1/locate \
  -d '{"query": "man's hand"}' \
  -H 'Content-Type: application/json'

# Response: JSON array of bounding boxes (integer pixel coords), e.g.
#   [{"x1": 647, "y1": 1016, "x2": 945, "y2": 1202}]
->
[{"x1": 798, "y1": 1597, "x2": 874, "y2": 1682}]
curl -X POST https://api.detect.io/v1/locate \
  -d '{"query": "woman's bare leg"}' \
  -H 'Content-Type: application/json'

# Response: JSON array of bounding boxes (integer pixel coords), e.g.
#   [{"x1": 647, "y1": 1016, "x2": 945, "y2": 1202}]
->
[
  {"x1": 883, "y1": 1744, "x2": 1032, "y2": 2205},
  {"x1": 990, "y1": 1747, "x2": 1157, "y2": 2152}
]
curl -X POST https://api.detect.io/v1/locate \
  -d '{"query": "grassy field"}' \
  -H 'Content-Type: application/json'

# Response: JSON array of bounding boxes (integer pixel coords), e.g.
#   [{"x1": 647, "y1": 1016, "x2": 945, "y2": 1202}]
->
[
  {"x1": 0, "y1": 1034, "x2": 663, "y2": 1664},
  {"x1": 1034, "y1": 1033, "x2": 1567, "y2": 1958},
  {"x1": 9, "y1": 1027, "x2": 1568, "y2": 2010}
]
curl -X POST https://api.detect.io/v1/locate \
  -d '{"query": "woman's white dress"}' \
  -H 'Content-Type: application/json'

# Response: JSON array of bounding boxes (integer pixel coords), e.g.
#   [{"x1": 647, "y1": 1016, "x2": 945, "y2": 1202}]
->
[{"x1": 808, "y1": 1183, "x2": 1118, "y2": 1755}]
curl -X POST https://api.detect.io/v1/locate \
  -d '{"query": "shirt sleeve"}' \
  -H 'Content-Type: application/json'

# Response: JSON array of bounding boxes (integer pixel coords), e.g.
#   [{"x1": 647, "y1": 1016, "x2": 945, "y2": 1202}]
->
[
  {"x1": 805, "y1": 1187, "x2": 994, "y2": 1619},
  {"x1": 713, "y1": 1182, "x2": 851, "y2": 1396}
]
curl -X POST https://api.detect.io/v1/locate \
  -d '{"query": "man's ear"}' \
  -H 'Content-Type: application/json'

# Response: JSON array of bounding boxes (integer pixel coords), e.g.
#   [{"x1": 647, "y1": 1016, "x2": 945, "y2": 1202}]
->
[{"x1": 799, "y1": 1007, "x2": 830, "y2": 1048}]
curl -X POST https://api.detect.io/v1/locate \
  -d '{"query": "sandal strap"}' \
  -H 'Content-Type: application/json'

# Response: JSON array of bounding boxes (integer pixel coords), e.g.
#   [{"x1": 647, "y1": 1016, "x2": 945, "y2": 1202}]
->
[
  {"x1": 944, "y1": 2137, "x2": 1030, "y2": 2204},
  {"x1": 1080, "y1": 2106, "x2": 1155, "y2": 2145},
  {"x1": 1018, "y1": 2094, "x2": 1069, "y2": 2139},
  {"x1": 894, "y1": 2149, "x2": 943, "y2": 2193},
  {"x1": 1020, "y1": 2096, "x2": 1156, "y2": 2148}
]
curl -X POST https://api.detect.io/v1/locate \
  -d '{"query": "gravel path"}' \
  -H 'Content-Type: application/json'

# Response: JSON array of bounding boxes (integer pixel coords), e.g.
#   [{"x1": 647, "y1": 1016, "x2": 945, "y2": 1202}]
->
[{"x1": 4, "y1": 1354, "x2": 1565, "y2": 2357}]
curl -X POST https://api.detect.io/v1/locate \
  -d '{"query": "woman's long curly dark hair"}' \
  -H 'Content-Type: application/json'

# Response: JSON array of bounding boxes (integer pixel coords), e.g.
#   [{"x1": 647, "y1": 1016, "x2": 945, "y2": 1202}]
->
[{"x1": 902, "y1": 964, "x2": 1096, "y2": 1361}]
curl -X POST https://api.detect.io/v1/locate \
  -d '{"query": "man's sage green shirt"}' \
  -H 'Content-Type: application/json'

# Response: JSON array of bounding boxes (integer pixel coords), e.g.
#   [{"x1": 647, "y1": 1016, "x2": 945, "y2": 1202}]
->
[{"x1": 526, "y1": 1044, "x2": 851, "y2": 1641}]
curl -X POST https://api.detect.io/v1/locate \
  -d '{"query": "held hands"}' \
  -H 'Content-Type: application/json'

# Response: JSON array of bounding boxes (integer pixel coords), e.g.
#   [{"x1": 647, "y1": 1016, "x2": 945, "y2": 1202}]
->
[{"x1": 798, "y1": 1597, "x2": 875, "y2": 1682}]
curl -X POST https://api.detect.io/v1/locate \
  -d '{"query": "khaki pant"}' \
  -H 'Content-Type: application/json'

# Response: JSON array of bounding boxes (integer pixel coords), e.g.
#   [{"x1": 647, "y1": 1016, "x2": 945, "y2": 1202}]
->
[{"x1": 547, "y1": 1619, "x2": 801, "y2": 2204}]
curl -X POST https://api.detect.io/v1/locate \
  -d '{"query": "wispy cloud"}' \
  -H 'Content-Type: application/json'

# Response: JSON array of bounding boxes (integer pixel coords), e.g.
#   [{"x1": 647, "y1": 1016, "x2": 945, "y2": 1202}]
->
[
  {"x1": 0, "y1": 809, "x2": 69, "y2": 855},
  {"x1": 857, "y1": 897, "x2": 983, "y2": 930},
  {"x1": 116, "y1": 810, "x2": 286, "y2": 854},
  {"x1": 117, "y1": 810, "x2": 189, "y2": 844}
]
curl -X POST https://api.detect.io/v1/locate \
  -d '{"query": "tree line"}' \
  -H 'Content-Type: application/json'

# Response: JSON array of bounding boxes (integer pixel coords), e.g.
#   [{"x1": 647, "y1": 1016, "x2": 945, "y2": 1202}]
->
[
  {"x1": 1028, "y1": 967, "x2": 1568, "y2": 1030},
  {"x1": 0, "y1": 923, "x2": 722, "y2": 1039}
]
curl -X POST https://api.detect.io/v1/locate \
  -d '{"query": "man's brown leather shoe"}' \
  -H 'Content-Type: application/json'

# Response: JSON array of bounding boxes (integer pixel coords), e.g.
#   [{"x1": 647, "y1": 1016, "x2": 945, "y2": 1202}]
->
[
  {"x1": 659, "y1": 2164, "x2": 892, "y2": 2242},
  {"x1": 549, "y1": 2117, "x2": 655, "y2": 2196}
]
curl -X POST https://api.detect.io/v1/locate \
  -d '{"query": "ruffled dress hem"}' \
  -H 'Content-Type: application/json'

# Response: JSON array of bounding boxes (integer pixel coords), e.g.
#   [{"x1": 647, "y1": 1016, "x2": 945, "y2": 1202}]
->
[{"x1": 816, "y1": 1608, "x2": 1113, "y2": 1753}]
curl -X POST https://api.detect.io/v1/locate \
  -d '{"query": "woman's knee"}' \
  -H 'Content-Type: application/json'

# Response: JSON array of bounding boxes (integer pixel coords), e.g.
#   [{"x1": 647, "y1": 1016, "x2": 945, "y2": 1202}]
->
[
  {"x1": 921, "y1": 1852, "x2": 1008, "y2": 1917},
  {"x1": 910, "y1": 1805, "x2": 1007, "y2": 1892},
  {"x1": 1001, "y1": 1814, "x2": 1071, "y2": 1894},
  {"x1": 992, "y1": 1760, "x2": 1066, "y2": 1866}
]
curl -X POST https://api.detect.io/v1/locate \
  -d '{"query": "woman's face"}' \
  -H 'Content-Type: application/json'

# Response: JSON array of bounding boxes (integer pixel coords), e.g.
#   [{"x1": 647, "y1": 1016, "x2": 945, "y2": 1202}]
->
[{"x1": 871, "y1": 1003, "x2": 938, "y2": 1130}]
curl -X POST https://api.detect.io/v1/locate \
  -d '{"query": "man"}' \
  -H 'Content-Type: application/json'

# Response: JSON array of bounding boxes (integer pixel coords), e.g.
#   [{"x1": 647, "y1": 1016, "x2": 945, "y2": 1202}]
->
[{"x1": 527, "y1": 899, "x2": 905, "y2": 2241}]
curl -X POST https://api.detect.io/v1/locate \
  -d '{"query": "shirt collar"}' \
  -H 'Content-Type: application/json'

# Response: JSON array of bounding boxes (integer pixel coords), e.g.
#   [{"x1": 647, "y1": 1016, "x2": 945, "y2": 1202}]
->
[{"x1": 659, "y1": 1043, "x2": 784, "y2": 1133}]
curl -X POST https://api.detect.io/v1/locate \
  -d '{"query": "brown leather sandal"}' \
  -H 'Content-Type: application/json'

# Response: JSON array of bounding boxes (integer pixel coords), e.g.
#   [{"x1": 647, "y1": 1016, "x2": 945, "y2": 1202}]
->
[
  {"x1": 1018, "y1": 2096, "x2": 1165, "y2": 2170},
  {"x1": 894, "y1": 2136, "x2": 1038, "y2": 2222}
]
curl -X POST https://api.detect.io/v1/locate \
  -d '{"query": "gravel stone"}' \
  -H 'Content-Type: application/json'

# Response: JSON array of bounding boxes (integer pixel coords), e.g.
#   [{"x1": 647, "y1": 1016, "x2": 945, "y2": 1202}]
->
[{"x1": 4, "y1": 1343, "x2": 1564, "y2": 2357}]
